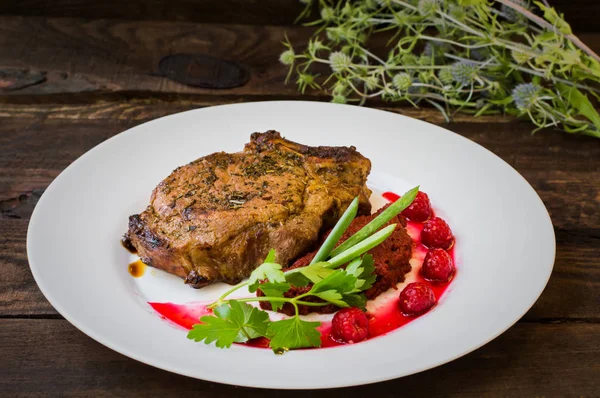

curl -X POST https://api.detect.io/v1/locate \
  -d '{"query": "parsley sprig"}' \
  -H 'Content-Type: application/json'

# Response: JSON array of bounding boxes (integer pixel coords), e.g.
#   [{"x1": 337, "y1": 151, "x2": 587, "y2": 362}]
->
[{"x1": 188, "y1": 187, "x2": 419, "y2": 353}]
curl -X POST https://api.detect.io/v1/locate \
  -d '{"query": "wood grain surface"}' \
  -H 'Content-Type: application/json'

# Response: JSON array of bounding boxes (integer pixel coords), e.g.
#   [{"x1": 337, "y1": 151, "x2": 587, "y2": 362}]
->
[
  {"x1": 0, "y1": 17, "x2": 598, "y2": 99},
  {"x1": 0, "y1": 5, "x2": 599, "y2": 395},
  {"x1": 0, "y1": 0, "x2": 596, "y2": 31},
  {"x1": 1, "y1": 320, "x2": 598, "y2": 396}
]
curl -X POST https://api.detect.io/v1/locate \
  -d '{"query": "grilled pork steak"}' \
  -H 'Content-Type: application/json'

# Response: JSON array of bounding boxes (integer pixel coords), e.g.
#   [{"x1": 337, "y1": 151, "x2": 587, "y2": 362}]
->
[{"x1": 125, "y1": 131, "x2": 372, "y2": 288}]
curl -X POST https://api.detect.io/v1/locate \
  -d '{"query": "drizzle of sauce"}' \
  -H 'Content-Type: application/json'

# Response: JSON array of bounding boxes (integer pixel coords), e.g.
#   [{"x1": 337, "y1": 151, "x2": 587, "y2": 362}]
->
[
  {"x1": 146, "y1": 190, "x2": 457, "y2": 350},
  {"x1": 128, "y1": 260, "x2": 147, "y2": 278},
  {"x1": 382, "y1": 191, "x2": 401, "y2": 202},
  {"x1": 149, "y1": 302, "x2": 212, "y2": 329},
  {"x1": 121, "y1": 237, "x2": 138, "y2": 254}
]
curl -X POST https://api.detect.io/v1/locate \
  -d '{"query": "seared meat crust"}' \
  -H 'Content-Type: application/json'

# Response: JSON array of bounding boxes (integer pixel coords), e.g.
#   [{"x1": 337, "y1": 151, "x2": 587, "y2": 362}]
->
[{"x1": 125, "y1": 131, "x2": 372, "y2": 287}]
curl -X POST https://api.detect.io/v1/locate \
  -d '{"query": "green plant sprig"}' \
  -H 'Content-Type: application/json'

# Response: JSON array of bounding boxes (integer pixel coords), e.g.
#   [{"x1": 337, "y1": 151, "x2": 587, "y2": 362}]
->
[
  {"x1": 188, "y1": 187, "x2": 419, "y2": 353},
  {"x1": 280, "y1": 0, "x2": 600, "y2": 138}
]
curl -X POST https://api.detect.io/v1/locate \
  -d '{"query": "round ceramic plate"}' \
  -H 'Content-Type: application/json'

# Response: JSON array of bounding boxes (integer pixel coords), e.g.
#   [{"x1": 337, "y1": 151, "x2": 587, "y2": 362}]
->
[{"x1": 27, "y1": 101, "x2": 555, "y2": 389}]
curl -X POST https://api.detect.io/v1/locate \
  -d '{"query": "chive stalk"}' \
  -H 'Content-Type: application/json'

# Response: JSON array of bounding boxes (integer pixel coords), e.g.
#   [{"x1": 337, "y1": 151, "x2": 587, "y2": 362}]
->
[
  {"x1": 310, "y1": 197, "x2": 359, "y2": 265},
  {"x1": 326, "y1": 224, "x2": 396, "y2": 268},
  {"x1": 329, "y1": 186, "x2": 419, "y2": 257}
]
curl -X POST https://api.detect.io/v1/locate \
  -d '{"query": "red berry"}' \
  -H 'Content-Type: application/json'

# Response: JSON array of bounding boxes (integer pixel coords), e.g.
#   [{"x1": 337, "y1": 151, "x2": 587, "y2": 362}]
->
[
  {"x1": 421, "y1": 217, "x2": 454, "y2": 249},
  {"x1": 399, "y1": 283, "x2": 436, "y2": 316},
  {"x1": 421, "y1": 248, "x2": 454, "y2": 282},
  {"x1": 331, "y1": 307, "x2": 369, "y2": 344},
  {"x1": 401, "y1": 191, "x2": 432, "y2": 222}
]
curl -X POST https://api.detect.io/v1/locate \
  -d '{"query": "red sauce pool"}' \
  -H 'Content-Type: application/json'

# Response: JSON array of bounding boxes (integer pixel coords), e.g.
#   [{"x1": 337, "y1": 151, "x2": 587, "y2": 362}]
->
[
  {"x1": 149, "y1": 302, "x2": 212, "y2": 329},
  {"x1": 148, "y1": 191, "x2": 456, "y2": 350}
]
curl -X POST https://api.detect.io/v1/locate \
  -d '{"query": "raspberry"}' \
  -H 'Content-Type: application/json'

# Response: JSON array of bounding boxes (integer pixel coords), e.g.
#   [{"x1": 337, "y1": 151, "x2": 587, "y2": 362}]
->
[
  {"x1": 421, "y1": 248, "x2": 454, "y2": 282},
  {"x1": 398, "y1": 282, "x2": 436, "y2": 316},
  {"x1": 421, "y1": 217, "x2": 454, "y2": 249},
  {"x1": 331, "y1": 307, "x2": 369, "y2": 344},
  {"x1": 401, "y1": 191, "x2": 432, "y2": 222}
]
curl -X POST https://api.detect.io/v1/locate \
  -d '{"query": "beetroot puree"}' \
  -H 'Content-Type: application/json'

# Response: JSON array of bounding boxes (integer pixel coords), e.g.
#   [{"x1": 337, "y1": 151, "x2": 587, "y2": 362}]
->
[{"x1": 148, "y1": 191, "x2": 456, "y2": 349}]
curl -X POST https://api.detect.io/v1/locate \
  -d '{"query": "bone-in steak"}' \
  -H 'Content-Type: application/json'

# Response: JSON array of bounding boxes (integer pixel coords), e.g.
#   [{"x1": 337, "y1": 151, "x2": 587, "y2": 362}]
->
[{"x1": 125, "y1": 131, "x2": 372, "y2": 288}]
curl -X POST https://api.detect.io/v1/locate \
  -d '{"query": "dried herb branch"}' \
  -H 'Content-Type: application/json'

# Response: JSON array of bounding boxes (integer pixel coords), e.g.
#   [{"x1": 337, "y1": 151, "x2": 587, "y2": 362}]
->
[{"x1": 281, "y1": 0, "x2": 600, "y2": 137}]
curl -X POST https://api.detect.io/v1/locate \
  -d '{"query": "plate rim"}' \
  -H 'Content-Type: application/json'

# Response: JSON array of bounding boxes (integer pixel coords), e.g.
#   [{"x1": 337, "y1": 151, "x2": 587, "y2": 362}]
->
[{"x1": 26, "y1": 100, "x2": 556, "y2": 389}]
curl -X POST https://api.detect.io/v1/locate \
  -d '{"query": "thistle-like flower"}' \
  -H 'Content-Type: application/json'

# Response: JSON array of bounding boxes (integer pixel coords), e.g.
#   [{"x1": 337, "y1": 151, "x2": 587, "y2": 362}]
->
[
  {"x1": 364, "y1": 75, "x2": 380, "y2": 91},
  {"x1": 512, "y1": 83, "x2": 541, "y2": 110},
  {"x1": 329, "y1": 52, "x2": 352, "y2": 73},
  {"x1": 451, "y1": 61, "x2": 479, "y2": 86},
  {"x1": 279, "y1": 49, "x2": 295, "y2": 66},
  {"x1": 393, "y1": 73, "x2": 412, "y2": 91},
  {"x1": 438, "y1": 68, "x2": 454, "y2": 85},
  {"x1": 418, "y1": 0, "x2": 440, "y2": 16}
]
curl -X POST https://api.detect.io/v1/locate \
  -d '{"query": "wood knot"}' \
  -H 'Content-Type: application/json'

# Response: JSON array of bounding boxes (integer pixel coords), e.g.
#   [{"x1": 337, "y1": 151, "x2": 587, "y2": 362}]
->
[{"x1": 158, "y1": 54, "x2": 249, "y2": 89}]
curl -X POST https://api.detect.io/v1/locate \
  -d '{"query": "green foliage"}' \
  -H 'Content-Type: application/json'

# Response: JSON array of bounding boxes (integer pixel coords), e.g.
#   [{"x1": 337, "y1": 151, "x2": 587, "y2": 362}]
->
[
  {"x1": 190, "y1": 256, "x2": 375, "y2": 352},
  {"x1": 187, "y1": 301, "x2": 270, "y2": 348},
  {"x1": 247, "y1": 250, "x2": 286, "y2": 293},
  {"x1": 189, "y1": 189, "x2": 420, "y2": 353},
  {"x1": 267, "y1": 317, "x2": 322, "y2": 353},
  {"x1": 282, "y1": 0, "x2": 600, "y2": 138}
]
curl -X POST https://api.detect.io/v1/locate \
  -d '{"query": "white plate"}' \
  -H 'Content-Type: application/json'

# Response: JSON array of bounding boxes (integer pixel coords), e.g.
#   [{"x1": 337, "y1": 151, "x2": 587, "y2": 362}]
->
[{"x1": 27, "y1": 101, "x2": 555, "y2": 389}]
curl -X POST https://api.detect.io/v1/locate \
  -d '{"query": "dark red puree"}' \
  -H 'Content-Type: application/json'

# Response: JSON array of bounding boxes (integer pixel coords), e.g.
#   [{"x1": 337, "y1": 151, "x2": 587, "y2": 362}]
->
[{"x1": 148, "y1": 191, "x2": 456, "y2": 349}]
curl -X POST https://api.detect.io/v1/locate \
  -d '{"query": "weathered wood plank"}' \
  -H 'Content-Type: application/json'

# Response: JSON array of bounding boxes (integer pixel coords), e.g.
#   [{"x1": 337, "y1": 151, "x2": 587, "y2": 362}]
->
[
  {"x1": 1, "y1": 319, "x2": 598, "y2": 396},
  {"x1": 0, "y1": 0, "x2": 309, "y2": 26},
  {"x1": 0, "y1": 107, "x2": 598, "y2": 320},
  {"x1": 0, "y1": 17, "x2": 313, "y2": 97},
  {"x1": 0, "y1": 100, "x2": 512, "y2": 123},
  {"x1": 0, "y1": 17, "x2": 598, "y2": 98},
  {"x1": 0, "y1": 0, "x2": 595, "y2": 32}
]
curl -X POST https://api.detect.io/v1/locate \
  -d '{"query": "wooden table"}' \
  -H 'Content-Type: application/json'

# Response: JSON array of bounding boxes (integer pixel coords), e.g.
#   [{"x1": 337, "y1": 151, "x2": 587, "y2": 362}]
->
[{"x1": 1, "y1": 2, "x2": 599, "y2": 396}]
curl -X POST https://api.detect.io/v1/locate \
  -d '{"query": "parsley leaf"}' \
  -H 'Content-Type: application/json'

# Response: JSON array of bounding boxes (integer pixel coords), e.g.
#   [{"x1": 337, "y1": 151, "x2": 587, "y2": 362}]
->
[
  {"x1": 346, "y1": 254, "x2": 376, "y2": 292},
  {"x1": 298, "y1": 261, "x2": 336, "y2": 284},
  {"x1": 341, "y1": 293, "x2": 367, "y2": 309},
  {"x1": 263, "y1": 249, "x2": 276, "y2": 264},
  {"x1": 311, "y1": 269, "x2": 357, "y2": 295},
  {"x1": 257, "y1": 282, "x2": 291, "y2": 311},
  {"x1": 248, "y1": 250, "x2": 286, "y2": 292},
  {"x1": 268, "y1": 317, "x2": 322, "y2": 352},
  {"x1": 312, "y1": 289, "x2": 348, "y2": 307},
  {"x1": 285, "y1": 270, "x2": 311, "y2": 287},
  {"x1": 187, "y1": 300, "x2": 270, "y2": 348}
]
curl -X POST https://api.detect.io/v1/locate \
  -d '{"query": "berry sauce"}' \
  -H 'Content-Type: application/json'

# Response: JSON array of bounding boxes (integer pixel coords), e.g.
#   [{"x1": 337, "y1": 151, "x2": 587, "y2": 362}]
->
[{"x1": 147, "y1": 191, "x2": 456, "y2": 349}]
